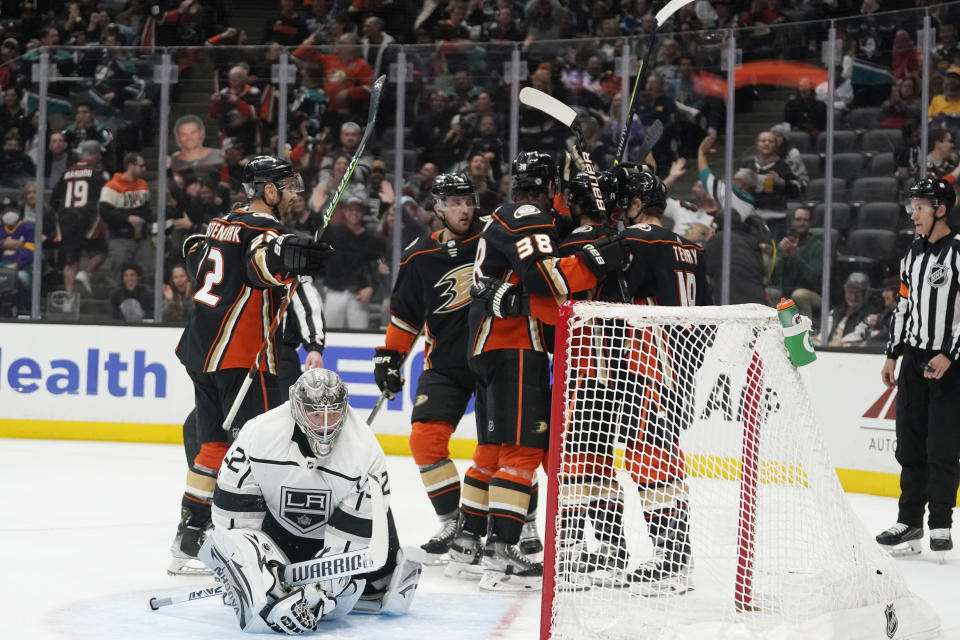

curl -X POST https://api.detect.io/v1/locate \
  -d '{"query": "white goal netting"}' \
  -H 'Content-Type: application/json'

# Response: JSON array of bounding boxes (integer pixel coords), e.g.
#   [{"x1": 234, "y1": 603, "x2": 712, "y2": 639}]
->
[{"x1": 543, "y1": 302, "x2": 938, "y2": 640}]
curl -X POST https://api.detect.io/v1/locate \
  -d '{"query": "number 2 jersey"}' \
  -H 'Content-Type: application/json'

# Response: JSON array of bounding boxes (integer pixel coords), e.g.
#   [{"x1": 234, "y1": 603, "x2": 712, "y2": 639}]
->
[
  {"x1": 176, "y1": 206, "x2": 295, "y2": 374},
  {"x1": 384, "y1": 222, "x2": 482, "y2": 369},
  {"x1": 469, "y1": 202, "x2": 600, "y2": 356}
]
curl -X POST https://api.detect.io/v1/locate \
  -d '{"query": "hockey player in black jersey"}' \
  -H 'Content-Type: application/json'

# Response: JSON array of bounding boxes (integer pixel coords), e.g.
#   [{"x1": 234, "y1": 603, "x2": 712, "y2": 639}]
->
[
  {"x1": 372, "y1": 173, "x2": 491, "y2": 574},
  {"x1": 169, "y1": 156, "x2": 333, "y2": 575}
]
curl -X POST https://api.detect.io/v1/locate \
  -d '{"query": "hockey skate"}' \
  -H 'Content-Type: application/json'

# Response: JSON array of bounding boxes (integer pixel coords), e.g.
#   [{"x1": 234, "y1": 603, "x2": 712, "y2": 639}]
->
[
  {"x1": 445, "y1": 529, "x2": 484, "y2": 580},
  {"x1": 557, "y1": 542, "x2": 629, "y2": 591},
  {"x1": 168, "y1": 513, "x2": 212, "y2": 576},
  {"x1": 930, "y1": 528, "x2": 953, "y2": 563},
  {"x1": 519, "y1": 519, "x2": 544, "y2": 560},
  {"x1": 479, "y1": 537, "x2": 543, "y2": 592},
  {"x1": 876, "y1": 523, "x2": 923, "y2": 557},
  {"x1": 420, "y1": 516, "x2": 459, "y2": 566},
  {"x1": 622, "y1": 546, "x2": 693, "y2": 597}
]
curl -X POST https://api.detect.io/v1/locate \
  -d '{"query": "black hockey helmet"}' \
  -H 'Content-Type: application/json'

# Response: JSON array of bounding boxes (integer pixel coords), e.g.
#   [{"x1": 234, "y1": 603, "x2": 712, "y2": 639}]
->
[
  {"x1": 241, "y1": 156, "x2": 304, "y2": 199},
  {"x1": 908, "y1": 177, "x2": 956, "y2": 212},
  {"x1": 431, "y1": 172, "x2": 477, "y2": 204},
  {"x1": 511, "y1": 151, "x2": 557, "y2": 194},
  {"x1": 568, "y1": 170, "x2": 617, "y2": 219},
  {"x1": 612, "y1": 162, "x2": 656, "y2": 209},
  {"x1": 621, "y1": 170, "x2": 667, "y2": 212}
]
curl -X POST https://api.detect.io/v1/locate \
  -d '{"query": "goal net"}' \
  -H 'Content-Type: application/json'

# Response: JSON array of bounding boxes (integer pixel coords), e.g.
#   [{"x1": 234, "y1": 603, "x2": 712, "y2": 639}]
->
[{"x1": 541, "y1": 301, "x2": 939, "y2": 640}]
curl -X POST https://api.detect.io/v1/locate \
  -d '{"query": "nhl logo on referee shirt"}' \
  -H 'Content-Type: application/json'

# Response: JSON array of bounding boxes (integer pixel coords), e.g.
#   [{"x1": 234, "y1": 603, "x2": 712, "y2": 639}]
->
[
  {"x1": 885, "y1": 603, "x2": 898, "y2": 638},
  {"x1": 927, "y1": 263, "x2": 948, "y2": 288},
  {"x1": 280, "y1": 487, "x2": 331, "y2": 534}
]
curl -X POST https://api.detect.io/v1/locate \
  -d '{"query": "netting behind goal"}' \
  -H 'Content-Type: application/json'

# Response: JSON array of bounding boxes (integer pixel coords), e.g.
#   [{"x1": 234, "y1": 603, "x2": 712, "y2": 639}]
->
[{"x1": 541, "y1": 301, "x2": 938, "y2": 640}]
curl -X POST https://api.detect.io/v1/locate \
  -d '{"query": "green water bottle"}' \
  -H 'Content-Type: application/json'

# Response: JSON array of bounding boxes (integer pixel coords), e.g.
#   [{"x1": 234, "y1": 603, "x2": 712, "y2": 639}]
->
[{"x1": 776, "y1": 298, "x2": 817, "y2": 367}]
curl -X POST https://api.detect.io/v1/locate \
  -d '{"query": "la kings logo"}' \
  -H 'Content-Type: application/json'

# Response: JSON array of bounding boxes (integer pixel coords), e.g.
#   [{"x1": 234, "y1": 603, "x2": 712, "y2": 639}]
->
[{"x1": 280, "y1": 487, "x2": 331, "y2": 534}]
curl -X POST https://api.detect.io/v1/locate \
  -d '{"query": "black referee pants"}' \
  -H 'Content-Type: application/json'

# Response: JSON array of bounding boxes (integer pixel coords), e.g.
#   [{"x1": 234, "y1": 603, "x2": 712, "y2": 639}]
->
[{"x1": 895, "y1": 347, "x2": 960, "y2": 529}]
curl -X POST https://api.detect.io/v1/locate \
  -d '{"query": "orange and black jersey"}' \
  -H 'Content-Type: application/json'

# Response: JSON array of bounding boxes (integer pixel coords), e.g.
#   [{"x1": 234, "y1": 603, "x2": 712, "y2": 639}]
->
[
  {"x1": 52, "y1": 161, "x2": 107, "y2": 222},
  {"x1": 558, "y1": 224, "x2": 623, "y2": 303},
  {"x1": 384, "y1": 222, "x2": 482, "y2": 370},
  {"x1": 469, "y1": 202, "x2": 600, "y2": 356},
  {"x1": 176, "y1": 206, "x2": 294, "y2": 374},
  {"x1": 621, "y1": 222, "x2": 712, "y2": 307}
]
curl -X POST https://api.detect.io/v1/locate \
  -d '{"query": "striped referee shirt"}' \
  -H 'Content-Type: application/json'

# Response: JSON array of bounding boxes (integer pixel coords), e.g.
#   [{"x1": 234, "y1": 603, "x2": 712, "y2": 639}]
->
[{"x1": 887, "y1": 233, "x2": 960, "y2": 360}]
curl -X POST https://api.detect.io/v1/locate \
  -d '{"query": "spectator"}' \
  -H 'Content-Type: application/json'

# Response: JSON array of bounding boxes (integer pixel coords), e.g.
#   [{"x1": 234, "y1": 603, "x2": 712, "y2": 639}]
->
[
  {"x1": 926, "y1": 128, "x2": 959, "y2": 180},
  {"x1": 110, "y1": 262, "x2": 153, "y2": 322},
  {"x1": 161, "y1": 264, "x2": 194, "y2": 322},
  {"x1": 432, "y1": 3, "x2": 472, "y2": 42},
  {"x1": 464, "y1": 113, "x2": 505, "y2": 179},
  {"x1": 465, "y1": 152, "x2": 499, "y2": 210},
  {"x1": 321, "y1": 196, "x2": 387, "y2": 329},
  {"x1": 927, "y1": 66, "x2": 960, "y2": 134},
  {"x1": 281, "y1": 192, "x2": 322, "y2": 238},
  {"x1": 378, "y1": 202, "x2": 425, "y2": 265},
  {"x1": 633, "y1": 72, "x2": 679, "y2": 174},
  {"x1": 738, "y1": 131, "x2": 803, "y2": 213},
  {"x1": 411, "y1": 90, "x2": 455, "y2": 167},
  {"x1": 0, "y1": 130, "x2": 37, "y2": 189},
  {"x1": 42, "y1": 132, "x2": 71, "y2": 187},
  {"x1": 654, "y1": 38, "x2": 682, "y2": 85},
  {"x1": 100, "y1": 152, "x2": 151, "y2": 276},
  {"x1": 525, "y1": 0, "x2": 567, "y2": 42},
  {"x1": 698, "y1": 133, "x2": 757, "y2": 221},
  {"x1": 0, "y1": 199, "x2": 35, "y2": 314},
  {"x1": 405, "y1": 162, "x2": 439, "y2": 209},
  {"x1": 662, "y1": 158, "x2": 719, "y2": 241},
  {"x1": 367, "y1": 158, "x2": 394, "y2": 216},
  {"x1": 304, "y1": 0, "x2": 337, "y2": 39},
  {"x1": 309, "y1": 151, "x2": 367, "y2": 223},
  {"x1": 891, "y1": 29, "x2": 921, "y2": 79},
  {"x1": 217, "y1": 137, "x2": 247, "y2": 198},
  {"x1": 0, "y1": 37, "x2": 21, "y2": 90},
  {"x1": 209, "y1": 65, "x2": 261, "y2": 154},
  {"x1": 771, "y1": 126, "x2": 810, "y2": 192},
  {"x1": 704, "y1": 210, "x2": 768, "y2": 305},
  {"x1": 62, "y1": 102, "x2": 114, "y2": 161},
  {"x1": 933, "y1": 23, "x2": 960, "y2": 75},
  {"x1": 483, "y1": 6, "x2": 524, "y2": 42},
  {"x1": 89, "y1": 31, "x2": 147, "y2": 119},
  {"x1": 774, "y1": 207, "x2": 823, "y2": 321},
  {"x1": 262, "y1": 0, "x2": 309, "y2": 46},
  {"x1": 784, "y1": 77, "x2": 826, "y2": 138},
  {"x1": 361, "y1": 16, "x2": 395, "y2": 78},
  {"x1": 878, "y1": 76, "x2": 922, "y2": 129},
  {"x1": 738, "y1": 0, "x2": 785, "y2": 61},
  {"x1": 822, "y1": 271, "x2": 873, "y2": 347},
  {"x1": 861, "y1": 276, "x2": 899, "y2": 347},
  {"x1": 22, "y1": 27, "x2": 76, "y2": 98},
  {"x1": 169, "y1": 115, "x2": 224, "y2": 180},
  {"x1": 20, "y1": 182, "x2": 40, "y2": 225},
  {"x1": 668, "y1": 55, "x2": 724, "y2": 137},
  {"x1": 292, "y1": 32, "x2": 374, "y2": 120},
  {"x1": 317, "y1": 121, "x2": 373, "y2": 185},
  {"x1": 0, "y1": 87, "x2": 31, "y2": 143}
]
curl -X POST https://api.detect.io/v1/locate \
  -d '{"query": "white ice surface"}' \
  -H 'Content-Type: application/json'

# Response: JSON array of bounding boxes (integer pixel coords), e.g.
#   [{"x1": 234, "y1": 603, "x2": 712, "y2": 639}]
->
[{"x1": 0, "y1": 439, "x2": 957, "y2": 639}]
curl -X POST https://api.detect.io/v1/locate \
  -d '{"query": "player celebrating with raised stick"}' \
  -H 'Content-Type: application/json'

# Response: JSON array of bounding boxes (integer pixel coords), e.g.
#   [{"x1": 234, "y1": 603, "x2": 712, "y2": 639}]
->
[
  {"x1": 372, "y1": 173, "x2": 492, "y2": 573},
  {"x1": 200, "y1": 368, "x2": 421, "y2": 634},
  {"x1": 466, "y1": 151, "x2": 626, "y2": 591},
  {"x1": 169, "y1": 157, "x2": 333, "y2": 575}
]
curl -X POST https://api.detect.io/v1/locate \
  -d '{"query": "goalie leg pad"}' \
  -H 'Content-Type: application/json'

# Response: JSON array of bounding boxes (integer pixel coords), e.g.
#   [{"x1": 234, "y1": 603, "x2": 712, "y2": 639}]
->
[
  {"x1": 199, "y1": 527, "x2": 290, "y2": 632},
  {"x1": 353, "y1": 548, "x2": 422, "y2": 615}
]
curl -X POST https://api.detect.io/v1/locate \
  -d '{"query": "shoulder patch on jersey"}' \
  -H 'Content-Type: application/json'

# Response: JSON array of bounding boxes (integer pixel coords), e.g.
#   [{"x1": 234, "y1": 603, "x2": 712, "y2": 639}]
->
[
  {"x1": 630, "y1": 223, "x2": 653, "y2": 232},
  {"x1": 404, "y1": 237, "x2": 420, "y2": 251},
  {"x1": 514, "y1": 204, "x2": 540, "y2": 218},
  {"x1": 249, "y1": 212, "x2": 278, "y2": 220},
  {"x1": 571, "y1": 225, "x2": 594, "y2": 234}
]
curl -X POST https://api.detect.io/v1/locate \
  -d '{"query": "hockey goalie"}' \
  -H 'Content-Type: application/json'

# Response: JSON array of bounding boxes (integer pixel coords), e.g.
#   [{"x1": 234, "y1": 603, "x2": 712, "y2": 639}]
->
[{"x1": 199, "y1": 368, "x2": 421, "y2": 634}]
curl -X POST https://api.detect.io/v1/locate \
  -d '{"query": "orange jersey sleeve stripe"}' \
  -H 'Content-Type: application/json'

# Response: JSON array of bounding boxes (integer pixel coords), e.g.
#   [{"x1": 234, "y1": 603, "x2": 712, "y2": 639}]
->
[{"x1": 384, "y1": 323, "x2": 418, "y2": 354}]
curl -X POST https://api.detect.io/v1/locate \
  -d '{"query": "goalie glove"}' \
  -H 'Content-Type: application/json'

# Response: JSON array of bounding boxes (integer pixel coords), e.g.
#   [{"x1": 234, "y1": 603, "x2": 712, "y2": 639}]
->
[
  {"x1": 471, "y1": 276, "x2": 529, "y2": 318},
  {"x1": 260, "y1": 588, "x2": 320, "y2": 635},
  {"x1": 373, "y1": 348, "x2": 404, "y2": 399},
  {"x1": 576, "y1": 234, "x2": 627, "y2": 279},
  {"x1": 267, "y1": 234, "x2": 335, "y2": 276}
]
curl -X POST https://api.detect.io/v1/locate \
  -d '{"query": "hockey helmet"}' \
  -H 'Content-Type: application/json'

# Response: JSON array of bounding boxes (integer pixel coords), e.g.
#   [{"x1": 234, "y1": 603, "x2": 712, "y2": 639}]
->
[
  {"x1": 289, "y1": 368, "x2": 349, "y2": 457},
  {"x1": 431, "y1": 172, "x2": 478, "y2": 210},
  {"x1": 241, "y1": 156, "x2": 304, "y2": 199},
  {"x1": 568, "y1": 170, "x2": 617, "y2": 219},
  {"x1": 908, "y1": 178, "x2": 956, "y2": 212},
  {"x1": 511, "y1": 151, "x2": 557, "y2": 194},
  {"x1": 620, "y1": 170, "x2": 667, "y2": 213}
]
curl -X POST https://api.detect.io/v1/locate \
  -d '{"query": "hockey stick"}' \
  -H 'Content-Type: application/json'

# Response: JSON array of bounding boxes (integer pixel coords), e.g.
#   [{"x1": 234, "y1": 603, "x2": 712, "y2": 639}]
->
[
  {"x1": 635, "y1": 119, "x2": 664, "y2": 166},
  {"x1": 222, "y1": 75, "x2": 388, "y2": 432},
  {"x1": 612, "y1": 0, "x2": 695, "y2": 164},
  {"x1": 150, "y1": 480, "x2": 388, "y2": 610},
  {"x1": 366, "y1": 327, "x2": 424, "y2": 426},
  {"x1": 519, "y1": 87, "x2": 605, "y2": 215}
]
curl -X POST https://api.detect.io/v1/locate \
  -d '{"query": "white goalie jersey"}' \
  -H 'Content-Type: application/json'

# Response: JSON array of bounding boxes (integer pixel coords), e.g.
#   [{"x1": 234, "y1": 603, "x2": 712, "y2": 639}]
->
[{"x1": 212, "y1": 403, "x2": 390, "y2": 556}]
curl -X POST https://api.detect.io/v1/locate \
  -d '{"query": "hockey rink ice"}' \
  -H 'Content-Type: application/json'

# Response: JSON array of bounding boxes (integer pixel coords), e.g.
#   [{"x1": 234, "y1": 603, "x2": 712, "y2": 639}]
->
[{"x1": 2, "y1": 438, "x2": 958, "y2": 640}]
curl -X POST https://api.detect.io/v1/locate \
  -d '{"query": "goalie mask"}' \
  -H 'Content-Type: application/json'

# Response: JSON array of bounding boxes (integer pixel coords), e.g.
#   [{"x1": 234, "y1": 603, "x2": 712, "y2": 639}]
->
[{"x1": 290, "y1": 369, "x2": 349, "y2": 457}]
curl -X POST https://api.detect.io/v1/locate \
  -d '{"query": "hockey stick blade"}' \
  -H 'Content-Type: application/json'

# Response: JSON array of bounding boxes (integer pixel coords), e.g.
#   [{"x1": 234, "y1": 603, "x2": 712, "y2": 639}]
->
[
  {"x1": 519, "y1": 87, "x2": 577, "y2": 127},
  {"x1": 636, "y1": 119, "x2": 664, "y2": 164},
  {"x1": 316, "y1": 74, "x2": 387, "y2": 238},
  {"x1": 655, "y1": 0, "x2": 697, "y2": 26}
]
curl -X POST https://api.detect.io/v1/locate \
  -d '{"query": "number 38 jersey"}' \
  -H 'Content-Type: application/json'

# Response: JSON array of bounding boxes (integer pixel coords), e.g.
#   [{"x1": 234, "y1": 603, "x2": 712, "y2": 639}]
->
[
  {"x1": 621, "y1": 222, "x2": 712, "y2": 306},
  {"x1": 176, "y1": 206, "x2": 295, "y2": 374},
  {"x1": 468, "y1": 202, "x2": 599, "y2": 355}
]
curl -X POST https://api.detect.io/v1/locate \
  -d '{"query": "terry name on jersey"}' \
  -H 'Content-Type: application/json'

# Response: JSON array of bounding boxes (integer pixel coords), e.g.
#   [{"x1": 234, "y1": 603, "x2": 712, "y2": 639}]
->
[{"x1": 673, "y1": 245, "x2": 699, "y2": 265}]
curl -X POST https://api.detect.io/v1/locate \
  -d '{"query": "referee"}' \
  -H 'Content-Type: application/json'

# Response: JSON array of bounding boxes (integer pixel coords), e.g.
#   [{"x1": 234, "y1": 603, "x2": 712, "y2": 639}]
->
[{"x1": 876, "y1": 178, "x2": 960, "y2": 558}]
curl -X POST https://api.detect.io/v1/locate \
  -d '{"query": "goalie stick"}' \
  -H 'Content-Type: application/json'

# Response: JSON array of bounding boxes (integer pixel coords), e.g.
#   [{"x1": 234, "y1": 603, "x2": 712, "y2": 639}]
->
[
  {"x1": 612, "y1": 0, "x2": 695, "y2": 164},
  {"x1": 222, "y1": 75, "x2": 387, "y2": 432},
  {"x1": 519, "y1": 87, "x2": 605, "y2": 215},
  {"x1": 150, "y1": 479, "x2": 388, "y2": 610}
]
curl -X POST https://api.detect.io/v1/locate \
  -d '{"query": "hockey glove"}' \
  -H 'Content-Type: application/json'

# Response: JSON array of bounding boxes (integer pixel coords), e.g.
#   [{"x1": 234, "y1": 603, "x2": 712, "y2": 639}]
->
[
  {"x1": 471, "y1": 276, "x2": 529, "y2": 318},
  {"x1": 373, "y1": 348, "x2": 405, "y2": 399},
  {"x1": 267, "y1": 234, "x2": 335, "y2": 276},
  {"x1": 260, "y1": 588, "x2": 318, "y2": 635},
  {"x1": 576, "y1": 235, "x2": 627, "y2": 280}
]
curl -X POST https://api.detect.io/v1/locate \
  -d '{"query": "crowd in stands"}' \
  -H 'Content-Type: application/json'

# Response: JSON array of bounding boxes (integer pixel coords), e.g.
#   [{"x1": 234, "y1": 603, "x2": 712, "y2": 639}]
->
[{"x1": 0, "y1": 0, "x2": 959, "y2": 343}]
